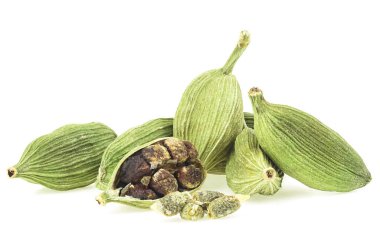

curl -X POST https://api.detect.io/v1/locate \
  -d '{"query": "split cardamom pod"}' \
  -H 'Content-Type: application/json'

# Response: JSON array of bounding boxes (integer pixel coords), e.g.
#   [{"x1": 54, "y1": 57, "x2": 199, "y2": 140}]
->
[
  {"x1": 226, "y1": 126, "x2": 283, "y2": 195},
  {"x1": 249, "y1": 87, "x2": 371, "y2": 192},
  {"x1": 97, "y1": 114, "x2": 254, "y2": 189},
  {"x1": 96, "y1": 118, "x2": 173, "y2": 190},
  {"x1": 8, "y1": 123, "x2": 116, "y2": 191},
  {"x1": 96, "y1": 137, "x2": 206, "y2": 208},
  {"x1": 173, "y1": 31, "x2": 250, "y2": 174}
]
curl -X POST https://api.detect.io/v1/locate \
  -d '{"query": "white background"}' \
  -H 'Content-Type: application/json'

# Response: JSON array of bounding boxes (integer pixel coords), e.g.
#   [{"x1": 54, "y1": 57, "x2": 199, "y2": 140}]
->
[{"x1": 1, "y1": 0, "x2": 379, "y2": 242}]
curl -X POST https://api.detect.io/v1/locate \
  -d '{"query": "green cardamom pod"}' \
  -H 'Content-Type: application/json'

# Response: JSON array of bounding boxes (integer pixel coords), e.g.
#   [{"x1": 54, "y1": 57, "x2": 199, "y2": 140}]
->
[
  {"x1": 249, "y1": 87, "x2": 371, "y2": 192},
  {"x1": 96, "y1": 137, "x2": 206, "y2": 208},
  {"x1": 174, "y1": 31, "x2": 250, "y2": 174},
  {"x1": 226, "y1": 127, "x2": 283, "y2": 195},
  {"x1": 8, "y1": 123, "x2": 116, "y2": 191},
  {"x1": 97, "y1": 114, "x2": 254, "y2": 189},
  {"x1": 96, "y1": 118, "x2": 173, "y2": 190}
]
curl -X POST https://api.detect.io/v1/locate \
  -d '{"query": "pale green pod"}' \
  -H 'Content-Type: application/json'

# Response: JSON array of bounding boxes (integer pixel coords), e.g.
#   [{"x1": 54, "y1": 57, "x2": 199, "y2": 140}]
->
[
  {"x1": 249, "y1": 87, "x2": 371, "y2": 192},
  {"x1": 96, "y1": 118, "x2": 173, "y2": 190},
  {"x1": 174, "y1": 31, "x2": 250, "y2": 174},
  {"x1": 226, "y1": 127, "x2": 283, "y2": 195},
  {"x1": 8, "y1": 123, "x2": 116, "y2": 191}
]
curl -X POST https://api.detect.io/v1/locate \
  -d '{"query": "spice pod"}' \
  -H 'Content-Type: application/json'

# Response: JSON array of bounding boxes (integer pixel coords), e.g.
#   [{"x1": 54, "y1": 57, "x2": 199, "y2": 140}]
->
[
  {"x1": 96, "y1": 118, "x2": 173, "y2": 190},
  {"x1": 174, "y1": 31, "x2": 250, "y2": 175},
  {"x1": 249, "y1": 87, "x2": 371, "y2": 192},
  {"x1": 8, "y1": 123, "x2": 116, "y2": 191},
  {"x1": 226, "y1": 126, "x2": 283, "y2": 195}
]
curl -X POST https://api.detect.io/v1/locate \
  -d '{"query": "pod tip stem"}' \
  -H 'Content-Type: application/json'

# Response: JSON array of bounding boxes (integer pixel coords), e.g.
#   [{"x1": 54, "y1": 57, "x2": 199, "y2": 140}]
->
[
  {"x1": 248, "y1": 87, "x2": 262, "y2": 97},
  {"x1": 238, "y1": 30, "x2": 250, "y2": 48},
  {"x1": 96, "y1": 192, "x2": 110, "y2": 206},
  {"x1": 7, "y1": 167, "x2": 17, "y2": 178}
]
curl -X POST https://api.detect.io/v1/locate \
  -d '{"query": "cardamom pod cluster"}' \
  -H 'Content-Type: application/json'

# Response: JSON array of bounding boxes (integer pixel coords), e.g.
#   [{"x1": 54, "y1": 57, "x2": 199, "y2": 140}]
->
[
  {"x1": 173, "y1": 31, "x2": 250, "y2": 174},
  {"x1": 8, "y1": 123, "x2": 116, "y2": 191},
  {"x1": 150, "y1": 190, "x2": 249, "y2": 220},
  {"x1": 8, "y1": 30, "x2": 372, "y2": 221},
  {"x1": 96, "y1": 137, "x2": 206, "y2": 208},
  {"x1": 226, "y1": 127, "x2": 283, "y2": 195},
  {"x1": 249, "y1": 87, "x2": 371, "y2": 192}
]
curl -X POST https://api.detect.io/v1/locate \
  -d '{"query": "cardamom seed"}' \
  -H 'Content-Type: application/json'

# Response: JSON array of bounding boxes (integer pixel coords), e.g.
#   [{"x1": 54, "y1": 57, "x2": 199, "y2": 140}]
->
[
  {"x1": 8, "y1": 123, "x2": 116, "y2": 191},
  {"x1": 207, "y1": 195, "x2": 249, "y2": 219},
  {"x1": 191, "y1": 190, "x2": 224, "y2": 207},
  {"x1": 249, "y1": 87, "x2": 371, "y2": 192},
  {"x1": 226, "y1": 127, "x2": 283, "y2": 195},
  {"x1": 173, "y1": 31, "x2": 250, "y2": 174},
  {"x1": 180, "y1": 202, "x2": 204, "y2": 221},
  {"x1": 150, "y1": 191, "x2": 192, "y2": 216}
]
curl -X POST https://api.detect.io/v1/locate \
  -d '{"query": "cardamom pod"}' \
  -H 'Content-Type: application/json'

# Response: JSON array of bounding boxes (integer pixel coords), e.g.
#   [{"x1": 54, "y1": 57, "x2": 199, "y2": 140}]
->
[
  {"x1": 97, "y1": 114, "x2": 254, "y2": 189},
  {"x1": 96, "y1": 118, "x2": 173, "y2": 190},
  {"x1": 96, "y1": 138, "x2": 206, "y2": 208},
  {"x1": 249, "y1": 87, "x2": 371, "y2": 192},
  {"x1": 173, "y1": 31, "x2": 250, "y2": 174},
  {"x1": 226, "y1": 127, "x2": 283, "y2": 195},
  {"x1": 8, "y1": 123, "x2": 116, "y2": 191}
]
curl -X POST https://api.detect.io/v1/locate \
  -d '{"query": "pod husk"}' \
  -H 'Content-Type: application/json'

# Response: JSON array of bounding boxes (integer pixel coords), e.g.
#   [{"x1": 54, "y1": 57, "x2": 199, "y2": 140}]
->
[
  {"x1": 249, "y1": 87, "x2": 371, "y2": 192},
  {"x1": 174, "y1": 31, "x2": 250, "y2": 174},
  {"x1": 226, "y1": 127, "x2": 283, "y2": 195},
  {"x1": 8, "y1": 123, "x2": 116, "y2": 191}
]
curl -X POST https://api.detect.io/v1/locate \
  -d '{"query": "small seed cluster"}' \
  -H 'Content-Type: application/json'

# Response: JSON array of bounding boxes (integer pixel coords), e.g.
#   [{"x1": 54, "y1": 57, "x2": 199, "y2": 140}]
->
[
  {"x1": 151, "y1": 191, "x2": 247, "y2": 220},
  {"x1": 116, "y1": 138, "x2": 205, "y2": 200}
]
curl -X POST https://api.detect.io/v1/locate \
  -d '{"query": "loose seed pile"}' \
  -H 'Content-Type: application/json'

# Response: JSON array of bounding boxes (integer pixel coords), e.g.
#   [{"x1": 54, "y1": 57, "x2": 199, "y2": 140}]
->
[{"x1": 7, "y1": 30, "x2": 371, "y2": 221}]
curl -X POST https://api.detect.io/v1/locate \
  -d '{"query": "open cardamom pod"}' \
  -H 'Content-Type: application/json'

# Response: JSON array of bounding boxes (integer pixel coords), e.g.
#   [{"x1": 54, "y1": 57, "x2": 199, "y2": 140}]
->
[
  {"x1": 96, "y1": 138, "x2": 206, "y2": 208},
  {"x1": 8, "y1": 123, "x2": 116, "y2": 191},
  {"x1": 226, "y1": 126, "x2": 283, "y2": 195},
  {"x1": 96, "y1": 118, "x2": 173, "y2": 190},
  {"x1": 249, "y1": 87, "x2": 371, "y2": 192},
  {"x1": 173, "y1": 31, "x2": 250, "y2": 174}
]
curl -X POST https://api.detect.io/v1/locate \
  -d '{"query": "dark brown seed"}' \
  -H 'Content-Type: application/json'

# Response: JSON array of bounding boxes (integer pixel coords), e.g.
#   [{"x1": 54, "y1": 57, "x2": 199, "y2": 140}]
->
[
  {"x1": 141, "y1": 144, "x2": 171, "y2": 169},
  {"x1": 183, "y1": 140, "x2": 198, "y2": 159},
  {"x1": 159, "y1": 162, "x2": 179, "y2": 174},
  {"x1": 163, "y1": 138, "x2": 189, "y2": 163},
  {"x1": 175, "y1": 164, "x2": 204, "y2": 189},
  {"x1": 118, "y1": 154, "x2": 152, "y2": 185},
  {"x1": 149, "y1": 169, "x2": 178, "y2": 195},
  {"x1": 120, "y1": 184, "x2": 158, "y2": 200}
]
